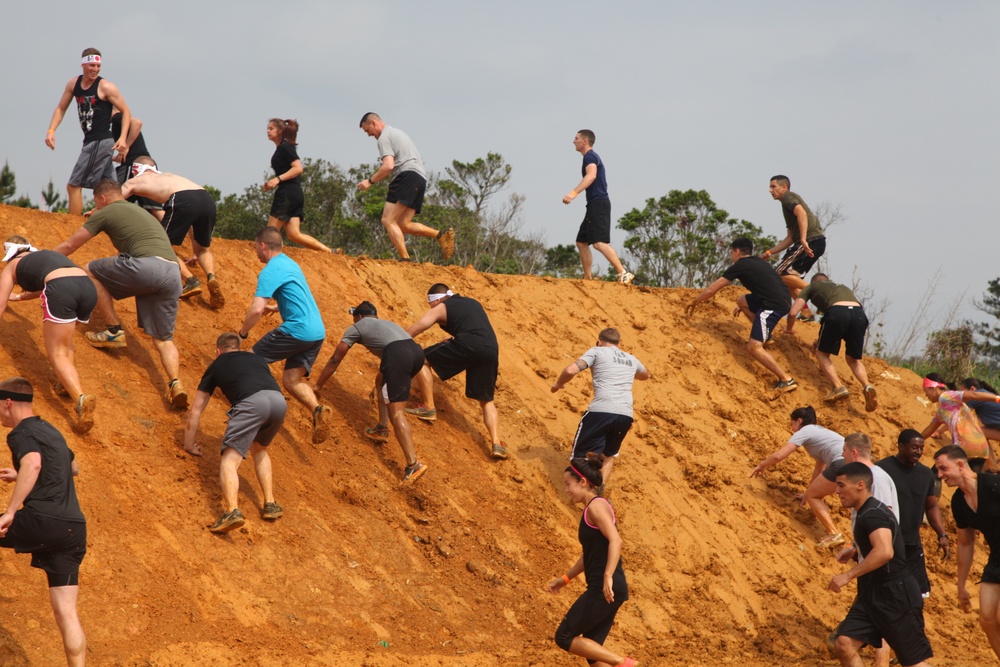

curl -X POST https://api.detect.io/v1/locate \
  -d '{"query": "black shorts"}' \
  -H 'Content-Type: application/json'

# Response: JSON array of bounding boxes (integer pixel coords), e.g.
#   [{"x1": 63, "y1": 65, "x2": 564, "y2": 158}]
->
[
  {"x1": 253, "y1": 329, "x2": 323, "y2": 374},
  {"x1": 270, "y1": 184, "x2": 305, "y2": 221},
  {"x1": 0, "y1": 511, "x2": 86, "y2": 587},
  {"x1": 776, "y1": 236, "x2": 826, "y2": 276},
  {"x1": 818, "y1": 305, "x2": 868, "y2": 359},
  {"x1": 386, "y1": 171, "x2": 426, "y2": 214},
  {"x1": 380, "y1": 339, "x2": 425, "y2": 403},
  {"x1": 554, "y1": 588, "x2": 626, "y2": 652},
  {"x1": 744, "y1": 293, "x2": 788, "y2": 343},
  {"x1": 820, "y1": 457, "x2": 847, "y2": 482},
  {"x1": 575, "y1": 199, "x2": 612, "y2": 245},
  {"x1": 835, "y1": 576, "x2": 932, "y2": 667},
  {"x1": 982, "y1": 559, "x2": 1000, "y2": 584},
  {"x1": 571, "y1": 411, "x2": 634, "y2": 459},
  {"x1": 905, "y1": 543, "x2": 930, "y2": 595},
  {"x1": 424, "y1": 340, "x2": 498, "y2": 402},
  {"x1": 162, "y1": 190, "x2": 216, "y2": 248},
  {"x1": 40, "y1": 276, "x2": 97, "y2": 324}
]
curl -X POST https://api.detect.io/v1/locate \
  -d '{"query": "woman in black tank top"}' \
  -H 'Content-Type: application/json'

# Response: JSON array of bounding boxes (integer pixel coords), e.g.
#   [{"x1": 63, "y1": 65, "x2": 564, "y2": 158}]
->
[{"x1": 547, "y1": 454, "x2": 636, "y2": 666}]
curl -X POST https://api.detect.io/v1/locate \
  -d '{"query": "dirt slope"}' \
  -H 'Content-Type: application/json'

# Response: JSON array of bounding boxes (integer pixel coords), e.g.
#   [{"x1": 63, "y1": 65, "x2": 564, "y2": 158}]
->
[{"x1": 0, "y1": 204, "x2": 989, "y2": 666}]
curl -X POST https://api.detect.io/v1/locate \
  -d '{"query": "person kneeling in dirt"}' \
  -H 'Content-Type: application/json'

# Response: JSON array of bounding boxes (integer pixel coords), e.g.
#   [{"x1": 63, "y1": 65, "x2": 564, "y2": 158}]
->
[{"x1": 184, "y1": 332, "x2": 287, "y2": 534}]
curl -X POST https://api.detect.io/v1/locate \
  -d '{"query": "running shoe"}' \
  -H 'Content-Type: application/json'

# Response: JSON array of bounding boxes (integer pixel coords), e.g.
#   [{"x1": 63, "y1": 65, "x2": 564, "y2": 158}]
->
[
  {"x1": 52, "y1": 381, "x2": 70, "y2": 397},
  {"x1": 85, "y1": 328, "x2": 126, "y2": 349},
  {"x1": 261, "y1": 502, "x2": 284, "y2": 520},
  {"x1": 312, "y1": 405, "x2": 331, "y2": 444},
  {"x1": 817, "y1": 532, "x2": 845, "y2": 548},
  {"x1": 209, "y1": 508, "x2": 245, "y2": 534},
  {"x1": 796, "y1": 312, "x2": 816, "y2": 322},
  {"x1": 437, "y1": 228, "x2": 455, "y2": 260},
  {"x1": 168, "y1": 379, "x2": 189, "y2": 410},
  {"x1": 180, "y1": 278, "x2": 202, "y2": 299},
  {"x1": 207, "y1": 276, "x2": 225, "y2": 310},
  {"x1": 771, "y1": 378, "x2": 798, "y2": 394},
  {"x1": 491, "y1": 442, "x2": 509, "y2": 460},
  {"x1": 618, "y1": 271, "x2": 635, "y2": 285},
  {"x1": 405, "y1": 405, "x2": 437, "y2": 422},
  {"x1": 365, "y1": 424, "x2": 390, "y2": 443},
  {"x1": 403, "y1": 461, "x2": 428, "y2": 483},
  {"x1": 864, "y1": 385, "x2": 878, "y2": 412},
  {"x1": 823, "y1": 386, "x2": 850, "y2": 403},
  {"x1": 74, "y1": 394, "x2": 96, "y2": 434}
]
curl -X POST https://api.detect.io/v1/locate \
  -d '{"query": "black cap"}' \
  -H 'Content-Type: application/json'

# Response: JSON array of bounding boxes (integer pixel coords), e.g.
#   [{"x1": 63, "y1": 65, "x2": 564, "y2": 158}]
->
[{"x1": 349, "y1": 300, "x2": 377, "y2": 316}]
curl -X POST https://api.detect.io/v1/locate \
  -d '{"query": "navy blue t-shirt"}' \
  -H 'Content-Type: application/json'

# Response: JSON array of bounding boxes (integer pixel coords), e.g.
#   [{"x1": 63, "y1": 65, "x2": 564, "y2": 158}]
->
[{"x1": 582, "y1": 150, "x2": 609, "y2": 203}]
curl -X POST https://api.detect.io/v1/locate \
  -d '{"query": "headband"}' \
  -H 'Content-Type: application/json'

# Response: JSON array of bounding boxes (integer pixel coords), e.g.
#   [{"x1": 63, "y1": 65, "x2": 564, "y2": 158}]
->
[
  {"x1": 81, "y1": 54, "x2": 101, "y2": 64},
  {"x1": 130, "y1": 163, "x2": 160, "y2": 178},
  {"x1": 570, "y1": 464, "x2": 587, "y2": 482},
  {"x1": 2, "y1": 242, "x2": 37, "y2": 262},
  {"x1": 923, "y1": 378, "x2": 947, "y2": 389},
  {"x1": 427, "y1": 290, "x2": 453, "y2": 304},
  {"x1": 0, "y1": 389, "x2": 33, "y2": 403}
]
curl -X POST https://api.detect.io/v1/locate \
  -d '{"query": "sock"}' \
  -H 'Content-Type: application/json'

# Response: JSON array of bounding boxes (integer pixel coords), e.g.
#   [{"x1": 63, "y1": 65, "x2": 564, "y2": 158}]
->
[{"x1": 107, "y1": 324, "x2": 122, "y2": 334}]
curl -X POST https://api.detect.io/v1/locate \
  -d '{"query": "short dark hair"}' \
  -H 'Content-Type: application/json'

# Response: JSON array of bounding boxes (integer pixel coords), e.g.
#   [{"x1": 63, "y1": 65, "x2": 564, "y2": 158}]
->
[
  {"x1": 359, "y1": 112, "x2": 380, "y2": 128},
  {"x1": 837, "y1": 461, "x2": 873, "y2": 490},
  {"x1": 960, "y1": 377, "x2": 999, "y2": 394},
  {"x1": 790, "y1": 406, "x2": 817, "y2": 426},
  {"x1": 844, "y1": 432, "x2": 873, "y2": 458},
  {"x1": 350, "y1": 300, "x2": 378, "y2": 317},
  {"x1": 255, "y1": 226, "x2": 283, "y2": 250},
  {"x1": 730, "y1": 237, "x2": 753, "y2": 255},
  {"x1": 216, "y1": 332, "x2": 242, "y2": 351},
  {"x1": 428, "y1": 283, "x2": 450, "y2": 295},
  {"x1": 81, "y1": 47, "x2": 102, "y2": 58},
  {"x1": 934, "y1": 444, "x2": 968, "y2": 462},
  {"x1": 93, "y1": 179, "x2": 122, "y2": 197},
  {"x1": 598, "y1": 328, "x2": 620, "y2": 345},
  {"x1": 897, "y1": 429, "x2": 923, "y2": 446},
  {"x1": 577, "y1": 129, "x2": 596, "y2": 146},
  {"x1": 811, "y1": 273, "x2": 829, "y2": 283},
  {"x1": 770, "y1": 175, "x2": 790, "y2": 188},
  {"x1": 0, "y1": 377, "x2": 33, "y2": 397}
]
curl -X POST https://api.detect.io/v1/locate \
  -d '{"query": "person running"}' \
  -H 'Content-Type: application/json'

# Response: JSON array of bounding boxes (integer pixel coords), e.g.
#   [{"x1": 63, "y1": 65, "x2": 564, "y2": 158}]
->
[
  {"x1": 406, "y1": 283, "x2": 506, "y2": 459},
  {"x1": 122, "y1": 156, "x2": 224, "y2": 308},
  {"x1": 357, "y1": 113, "x2": 454, "y2": 261},
  {"x1": 686, "y1": 236, "x2": 797, "y2": 393},
  {"x1": 876, "y1": 430, "x2": 949, "y2": 598},
  {"x1": 45, "y1": 48, "x2": 131, "y2": 217},
  {"x1": 551, "y1": 328, "x2": 649, "y2": 486},
  {"x1": 959, "y1": 377, "x2": 1000, "y2": 442},
  {"x1": 239, "y1": 226, "x2": 330, "y2": 444},
  {"x1": 786, "y1": 273, "x2": 877, "y2": 410},
  {"x1": 0, "y1": 377, "x2": 87, "y2": 666},
  {"x1": 561, "y1": 130, "x2": 633, "y2": 284},
  {"x1": 184, "y1": 332, "x2": 287, "y2": 533},
  {"x1": 750, "y1": 406, "x2": 847, "y2": 547},
  {"x1": 548, "y1": 455, "x2": 636, "y2": 667},
  {"x1": 0, "y1": 238, "x2": 97, "y2": 434},
  {"x1": 828, "y1": 462, "x2": 934, "y2": 667},
  {"x1": 920, "y1": 373, "x2": 999, "y2": 472},
  {"x1": 314, "y1": 301, "x2": 429, "y2": 483},
  {"x1": 53, "y1": 178, "x2": 188, "y2": 410},
  {"x1": 263, "y1": 118, "x2": 333, "y2": 253},
  {"x1": 762, "y1": 175, "x2": 825, "y2": 321}
]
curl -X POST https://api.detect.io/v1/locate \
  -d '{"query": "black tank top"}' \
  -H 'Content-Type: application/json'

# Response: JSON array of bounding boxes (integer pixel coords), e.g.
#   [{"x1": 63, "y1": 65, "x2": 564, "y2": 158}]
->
[
  {"x1": 442, "y1": 295, "x2": 498, "y2": 350},
  {"x1": 579, "y1": 497, "x2": 628, "y2": 597},
  {"x1": 111, "y1": 112, "x2": 149, "y2": 165},
  {"x1": 15, "y1": 251, "x2": 79, "y2": 292},
  {"x1": 73, "y1": 75, "x2": 113, "y2": 143}
]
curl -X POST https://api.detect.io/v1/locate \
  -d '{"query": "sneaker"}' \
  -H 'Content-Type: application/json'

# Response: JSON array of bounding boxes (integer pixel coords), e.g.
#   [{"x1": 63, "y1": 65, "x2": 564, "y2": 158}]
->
[
  {"x1": 365, "y1": 424, "x2": 390, "y2": 444},
  {"x1": 74, "y1": 394, "x2": 96, "y2": 434},
  {"x1": 817, "y1": 532, "x2": 845, "y2": 548},
  {"x1": 261, "y1": 502, "x2": 284, "y2": 520},
  {"x1": 52, "y1": 381, "x2": 70, "y2": 398},
  {"x1": 405, "y1": 405, "x2": 437, "y2": 422},
  {"x1": 403, "y1": 461, "x2": 428, "y2": 483},
  {"x1": 85, "y1": 328, "x2": 126, "y2": 349},
  {"x1": 796, "y1": 312, "x2": 816, "y2": 322},
  {"x1": 823, "y1": 386, "x2": 850, "y2": 403},
  {"x1": 207, "y1": 276, "x2": 225, "y2": 310},
  {"x1": 864, "y1": 385, "x2": 878, "y2": 412},
  {"x1": 771, "y1": 378, "x2": 798, "y2": 394},
  {"x1": 209, "y1": 508, "x2": 245, "y2": 534},
  {"x1": 312, "y1": 405, "x2": 331, "y2": 444},
  {"x1": 618, "y1": 271, "x2": 635, "y2": 285},
  {"x1": 180, "y1": 278, "x2": 202, "y2": 300},
  {"x1": 168, "y1": 379, "x2": 189, "y2": 410},
  {"x1": 491, "y1": 442, "x2": 509, "y2": 460},
  {"x1": 437, "y1": 227, "x2": 455, "y2": 260}
]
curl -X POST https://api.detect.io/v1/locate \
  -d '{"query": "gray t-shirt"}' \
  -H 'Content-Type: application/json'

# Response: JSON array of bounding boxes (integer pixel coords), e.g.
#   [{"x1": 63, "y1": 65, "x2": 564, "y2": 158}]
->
[
  {"x1": 377, "y1": 126, "x2": 426, "y2": 180},
  {"x1": 578, "y1": 346, "x2": 646, "y2": 418},
  {"x1": 788, "y1": 424, "x2": 844, "y2": 466},
  {"x1": 341, "y1": 317, "x2": 411, "y2": 358}
]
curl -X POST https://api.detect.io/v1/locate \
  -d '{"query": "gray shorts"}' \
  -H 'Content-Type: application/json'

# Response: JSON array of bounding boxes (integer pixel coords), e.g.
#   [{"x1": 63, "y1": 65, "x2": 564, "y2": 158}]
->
[
  {"x1": 87, "y1": 254, "x2": 181, "y2": 340},
  {"x1": 223, "y1": 389, "x2": 287, "y2": 457},
  {"x1": 68, "y1": 138, "x2": 116, "y2": 188},
  {"x1": 252, "y1": 329, "x2": 323, "y2": 374}
]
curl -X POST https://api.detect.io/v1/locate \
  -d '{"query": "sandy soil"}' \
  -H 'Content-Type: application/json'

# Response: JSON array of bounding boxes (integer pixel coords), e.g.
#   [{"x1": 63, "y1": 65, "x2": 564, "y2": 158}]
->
[{"x1": 0, "y1": 204, "x2": 990, "y2": 666}]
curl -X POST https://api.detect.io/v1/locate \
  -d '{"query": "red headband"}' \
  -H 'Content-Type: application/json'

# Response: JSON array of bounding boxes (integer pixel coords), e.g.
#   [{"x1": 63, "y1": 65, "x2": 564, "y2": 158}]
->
[
  {"x1": 570, "y1": 464, "x2": 587, "y2": 482},
  {"x1": 923, "y1": 378, "x2": 947, "y2": 389}
]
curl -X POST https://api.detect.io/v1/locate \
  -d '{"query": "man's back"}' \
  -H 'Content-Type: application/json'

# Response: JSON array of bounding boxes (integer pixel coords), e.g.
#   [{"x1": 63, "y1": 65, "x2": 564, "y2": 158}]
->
[
  {"x1": 721, "y1": 256, "x2": 790, "y2": 311},
  {"x1": 377, "y1": 126, "x2": 426, "y2": 179},
  {"x1": 342, "y1": 317, "x2": 411, "y2": 358},
  {"x1": 579, "y1": 346, "x2": 644, "y2": 417},
  {"x1": 797, "y1": 281, "x2": 858, "y2": 313},
  {"x1": 124, "y1": 172, "x2": 202, "y2": 203},
  {"x1": 441, "y1": 295, "x2": 497, "y2": 351},
  {"x1": 83, "y1": 200, "x2": 177, "y2": 261},
  {"x1": 256, "y1": 253, "x2": 325, "y2": 341},
  {"x1": 7, "y1": 416, "x2": 84, "y2": 522},
  {"x1": 198, "y1": 351, "x2": 282, "y2": 407}
]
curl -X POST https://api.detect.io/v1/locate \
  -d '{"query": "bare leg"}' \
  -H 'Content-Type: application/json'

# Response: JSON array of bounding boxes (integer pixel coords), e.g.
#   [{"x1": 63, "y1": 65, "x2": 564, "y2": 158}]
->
[
  {"x1": 414, "y1": 364, "x2": 436, "y2": 411},
  {"x1": 568, "y1": 636, "x2": 624, "y2": 666},
  {"x1": 832, "y1": 635, "x2": 865, "y2": 667},
  {"x1": 282, "y1": 366, "x2": 320, "y2": 412},
  {"x1": 592, "y1": 242, "x2": 624, "y2": 275},
  {"x1": 601, "y1": 456, "x2": 615, "y2": 487},
  {"x1": 576, "y1": 242, "x2": 594, "y2": 280},
  {"x1": 281, "y1": 217, "x2": 332, "y2": 253},
  {"x1": 805, "y1": 475, "x2": 839, "y2": 535},
  {"x1": 480, "y1": 399, "x2": 500, "y2": 444},
  {"x1": 49, "y1": 585, "x2": 86, "y2": 666},
  {"x1": 845, "y1": 356, "x2": 870, "y2": 387},
  {"x1": 781, "y1": 273, "x2": 808, "y2": 300},
  {"x1": 387, "y1": 402, "x2": 417, "y2": 466},
  {"x1": 873, "y1": 644, "x2": 891, "y2": 667},
  {"x1": 150, "y1": 338, "x2": 181, "y2": 384},
  {"x1": 249, "y1": 442, "x2": 275, "y2": 504},
  {"x1": 980, "y1": 582, "x2": 1000, "y2": 659},
  {"x1": 747, "y1": 339, "x2": 791, "y2": 382},
  {"x1": 391, "y1": 202, "x2": 439, "y2": 238},
  {"x1": 177, "y1": 260, "x2": 194, "y2": 283},
  {"x1": 193, "y1": 241, "x2": 216, "y2": 276},
  {"x1": 219, "y1": 447, "x2": 242, "y2": 511},
  {"x1": 82, "y1": 264, "x2": 121, "y2": 327},
  {"x1": 67, "y1": 185, "x2": 83, "y2": 217},
  {"x1": 816, "y1": 350, "x2": 843, "y2": 389},
  {"x1": 43, "y1": 321, "x2": 84, "y2": 400}
]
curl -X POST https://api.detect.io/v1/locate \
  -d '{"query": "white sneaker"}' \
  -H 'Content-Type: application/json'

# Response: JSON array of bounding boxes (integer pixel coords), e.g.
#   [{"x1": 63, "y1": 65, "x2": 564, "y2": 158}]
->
[{"x1": 618, "y1": 271, "x2": 635, "y2": 285}]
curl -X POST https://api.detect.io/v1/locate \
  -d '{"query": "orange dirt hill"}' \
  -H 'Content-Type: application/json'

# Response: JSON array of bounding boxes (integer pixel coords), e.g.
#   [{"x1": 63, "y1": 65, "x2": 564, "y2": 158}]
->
[{"x1": 0, "y1": 203, "x2": 989, "y2": 666}]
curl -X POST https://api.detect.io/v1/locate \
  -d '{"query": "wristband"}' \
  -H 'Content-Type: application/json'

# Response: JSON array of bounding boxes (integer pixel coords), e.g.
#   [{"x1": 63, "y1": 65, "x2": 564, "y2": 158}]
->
[
  {"x1": 276, "y1": 175, "x2": 281, "y2": 183},
  {"x1": 46, "y1": 129, "x2": 55, "y2": 135},
  {"x1": 994, "y1": 395, "x2": 999, "y2": 403},
  {"x1": 561, "y1": 574, "x2": 571, "y2": 585},
  {"x1": 370, "y1": 176, "x2": 378, "y2": 184},
  {"x1": 763, "y1": 250, "x2": 772, "y2": 258}
]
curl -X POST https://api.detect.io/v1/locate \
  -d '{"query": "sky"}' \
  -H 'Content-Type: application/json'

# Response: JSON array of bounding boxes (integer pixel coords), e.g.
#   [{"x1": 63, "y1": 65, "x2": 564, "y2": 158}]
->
[{"x1": 3, "y1": 1, "x2": 998, "y2": 355}]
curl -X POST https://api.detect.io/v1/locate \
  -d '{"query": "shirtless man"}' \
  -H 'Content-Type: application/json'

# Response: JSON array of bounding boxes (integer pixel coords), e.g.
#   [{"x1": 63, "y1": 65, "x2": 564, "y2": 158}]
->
[{"x1": 122, "y1": 157, "x2": 223, "y2": 309}]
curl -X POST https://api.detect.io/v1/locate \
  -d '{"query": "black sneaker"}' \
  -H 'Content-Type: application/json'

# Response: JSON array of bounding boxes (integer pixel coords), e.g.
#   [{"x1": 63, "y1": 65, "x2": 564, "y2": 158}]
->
[
  {"x1": 771, "y1": 378, "x2": 799, "y2": 394},
  {"x1": 403, "y1": 461, "x2": 427, "y2": 483},
  {"x1": 261, "y1": 502, "x2": 284, "y2": 520},
  {"x1": 209, "y1": 508, "x2": 245, "y2": 534}
]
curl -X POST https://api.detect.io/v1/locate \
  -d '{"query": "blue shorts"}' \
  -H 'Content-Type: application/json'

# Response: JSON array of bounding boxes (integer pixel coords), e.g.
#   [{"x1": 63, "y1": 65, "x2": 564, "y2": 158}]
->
[{"x1": 745, "y1": 293, "x2": 787, "y2": 343}]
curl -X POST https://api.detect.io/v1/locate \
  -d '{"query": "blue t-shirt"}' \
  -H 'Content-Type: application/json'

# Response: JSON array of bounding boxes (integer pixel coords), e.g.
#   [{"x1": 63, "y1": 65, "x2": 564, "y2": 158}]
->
[
  {"x1": 582, "y1": 150, "x2": 609, "y2": 203},
  {"x1": 254, "y1": 253, "x2": 325, "y2": 341}
]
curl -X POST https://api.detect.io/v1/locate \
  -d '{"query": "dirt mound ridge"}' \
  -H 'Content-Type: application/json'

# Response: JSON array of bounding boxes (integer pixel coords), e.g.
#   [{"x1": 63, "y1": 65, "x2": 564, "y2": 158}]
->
[{"x1": 0, "y1": 204, "x2": 985, "y2": 666}]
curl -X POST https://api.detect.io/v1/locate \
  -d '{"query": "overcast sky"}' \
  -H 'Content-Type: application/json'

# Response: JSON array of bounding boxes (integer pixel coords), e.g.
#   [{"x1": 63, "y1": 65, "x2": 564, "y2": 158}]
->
[{"x1": 4, "y1": 1, "x2": 998, "y2": 353}]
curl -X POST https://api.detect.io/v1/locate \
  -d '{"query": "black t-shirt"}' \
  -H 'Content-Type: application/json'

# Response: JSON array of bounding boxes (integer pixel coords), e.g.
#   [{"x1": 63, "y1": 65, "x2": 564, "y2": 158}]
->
[
  {"x1": 952, "y1": 472, "x2": 1000, "y2": 561},
  {"x1": 854, "y1": 496, "x2": 907, "y2": 588},
  {"x1": 111, "y1": 112, "x2": 149, "y2": 166},
  {"x1": 270, "y1": 141, "x2": 301, "y2": 187},
  {"x1": 441, "y1": 295, "x2": 499, "y2": 352},
  {"x1": 6, "y1": 417, "x2": 84, "y2": 522},
  {"x1": 197, "y1": 351, "x2": 282, "y2": 406},
  {"x1": 15, "y1": 250, "x2": 78, "y2": 292},
  {"x1": 875, "y1": 456, "x2": 938, "y2": 547},
  {"x1": 721, "y1": 256, "x2": 791, "y2": 311}
]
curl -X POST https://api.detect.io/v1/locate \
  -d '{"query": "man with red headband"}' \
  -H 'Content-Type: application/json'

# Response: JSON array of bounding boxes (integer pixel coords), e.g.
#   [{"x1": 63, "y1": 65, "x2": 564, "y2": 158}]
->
[{"x1": 45, "y1": 48, "x2": 131, "y2": 217}]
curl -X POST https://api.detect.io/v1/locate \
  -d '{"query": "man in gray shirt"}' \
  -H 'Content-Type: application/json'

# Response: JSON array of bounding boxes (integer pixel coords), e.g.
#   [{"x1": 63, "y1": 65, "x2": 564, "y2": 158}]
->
[
  {"x1": 357, "y1": 113, "x2": 455, "y2": 262},
  {"x1": 314, "y1": 300, "x2": 429, "y2": 482},
  {"x1": 551, "y1": 327, "x2": 650, "y2": 485}
]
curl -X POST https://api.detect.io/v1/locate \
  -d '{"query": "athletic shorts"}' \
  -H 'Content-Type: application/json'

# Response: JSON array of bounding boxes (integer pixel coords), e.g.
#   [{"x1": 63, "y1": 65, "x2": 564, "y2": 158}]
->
[
  {"x1": 571, "y1": 411, "x2": 634, "y2": 459},
  {"x1": 162, "y1": 190, "x2": 216, "y2": 247},
  {"x1": 744, "y1": 293, "x2": 788, "y2": 344},
  {"x1": 0, "y1": 510, "x2": 86, "y2": 587},
  {"x1": 776, "y1": 236, "x2": 826, "y2": 276},
  {"x1": 820, "y1": 457, "x2": 847, "y2": 482},
  {"x1": 87, "y1": 254, "x2": 181, "y2": 340},
  {"x1": 818, "y1": 305, "x2": 868, "y2": 359},
  {"x1": 905, "y1": 542, "x2": 931, "y2": 595},
  {"x1": 554, "y1": 588, "x2": 626, "y2": 652},
  {"x1": 575, "y1": 199, "x2": 612, "y2": 245},
  {"x1": 982, "y1": 559, "x2": 1000, "y2": 584},
  {"x1": 379, "y1": 339, "x2": 425, "y2": 404},
  {"x1": 835, "y1": 575, "x2": 932, "y2": 667},
  {"x1": 386, "y1": 171, "x2": 426, "y2": 214},
  {"x1": 117, "y1": 164, "x2": 163, "y2": 212},
  {"x1": 40, "y1": 276, "x2": 97, "y2": 324},
  {"x1": 424, "y1": 339, "x2": 498, "y2": 402},
  {"x1": 253, "y1": 329, "x2": 323, "y2": 374},
  {"x1": 68, "y1": 138, "x2": 115, "y2": 188},
  {"x1": 270, "y1": 184, "x2": 304, "y2": 222},
  {"x1": 222, "y1": 389, "x2": 287, "y2": 457}
]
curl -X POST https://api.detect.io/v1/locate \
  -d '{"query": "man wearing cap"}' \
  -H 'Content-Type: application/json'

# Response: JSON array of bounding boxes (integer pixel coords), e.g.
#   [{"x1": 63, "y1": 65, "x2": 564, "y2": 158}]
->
[
  {"x1": 0, "y1": 377, "x2": 87, "y2": 666},
  {"x1": 45, "y1": 48, "x2": 131, "y2": 216},
  {"x1": 314, "y1": 301, "x2": 429, "y2": 482},
  {"x1": 239, "y1": 226, "x2": 330, "y2": 444},
  {"x1": 406, "y1": 283, "x2": 507, "y2": 459},
  {"x1": 185, "y1": 332, "x2": 287, "y2": 533}
]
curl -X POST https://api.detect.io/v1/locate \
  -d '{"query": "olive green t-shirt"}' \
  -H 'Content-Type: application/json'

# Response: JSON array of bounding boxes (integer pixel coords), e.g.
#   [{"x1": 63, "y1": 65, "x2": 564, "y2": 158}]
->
[
  {"x1": 780, "y1": 191, "x2": 823, "y2": 240},
  {"x1": 797, "y1": 281, "x2": 858, "y2": 313},
  {"x1": 83, "y1": 200, "x2": 177, "y2": 261}
]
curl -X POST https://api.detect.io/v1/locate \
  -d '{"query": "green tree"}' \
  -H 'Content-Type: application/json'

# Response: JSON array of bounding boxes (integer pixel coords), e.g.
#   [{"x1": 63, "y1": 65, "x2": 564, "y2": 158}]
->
[
  {"x1": 972, "y1": 278, "x2": 1000, "y2": 367},
  {"x1": 618, "y1": 189, "x2": 776, "y2": 288},
  {"x1": 41, "y1": 178, "x2": 67, "y2": 212},
  {"x1": 544, "y1": 244, "x2": 584, "y2": 278},
  {"x1": 0, "y1": 161, "x2": 36, "y2": 209}
]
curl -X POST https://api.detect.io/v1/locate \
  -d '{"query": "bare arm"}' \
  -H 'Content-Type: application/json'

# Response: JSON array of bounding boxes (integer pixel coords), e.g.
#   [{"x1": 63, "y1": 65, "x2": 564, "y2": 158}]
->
[
  {"x1": 552, "y1": 359, "x2": 587, "y2": 393},
  {"x1": 315, "y1": 341, "x2": 352, "y2": 391},
  {"x1": 0, "y1": 263, "x2": 17, "y2": 319},
  {"x1": 686, "y1": 276, "x2": 732, "y2": 314},
  {"x1": 563, "y1": 163, "x2": 597, "y2": 204},
  {"x1": 786, "y1": 297, "x2": 808, "y2": 330},
  {"x1": 239, "y1": 297, "x2": 271, "y2": 338},
  {"x1": 921, "y1": 419, "x2": 941, "y2": 440},
  {"x1": 829, "y1": 526, "x2": 894, "y2": 592},
  {"x1": 0, "y1": 452, "x2": 42, "y2": 535},
  {"x1": 99, "y1": 80, "x2": 131, "y2": 155},
  {"x1": 406, "y1": 304, "x2": 447, "y2": 338},
  {"x1": 925, "y1": 494, "x2": 950, "y2": 558},
  {"x1": 793, "y1": 205, "x2": 813, "y2": 256},
  {"x1": 547, "y1": 555, "x2": 585, "y2": 594},
  {"x1": 359, "y1": 155, "x2": 395, "y2": 190},
  {"x1": 45, "y1": 79, "x2": 76, "y2": 150},
  {"x1": 183, "y1": 391, "x2": 212, "y2": 453},
  {"x1": 767, "y1": 229, "x2": 795, "y2": 256},
  {"x1": 956, "y1": 526, "x2": 975, "y2": 612},
  {"x1": 53, "y1": 227, "x2": 95, "y2": 257},
  {"x1": 751, "y1": 441, "x2": 799, "y2": 477},
  {"x1": 266, "y1": 158, "x2": 304, "y2": 192},
  {"x1": 635, "y1": 365, "x2": 651, "y2": 381}
]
